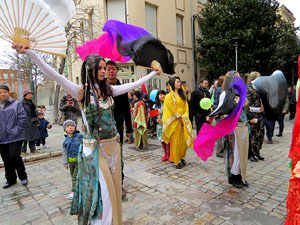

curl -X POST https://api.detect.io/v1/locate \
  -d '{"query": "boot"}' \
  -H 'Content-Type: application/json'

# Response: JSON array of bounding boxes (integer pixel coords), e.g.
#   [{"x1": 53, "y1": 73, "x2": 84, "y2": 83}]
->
[{"x1": 232, "y1": 175, "x2": 244, "y2": 189}]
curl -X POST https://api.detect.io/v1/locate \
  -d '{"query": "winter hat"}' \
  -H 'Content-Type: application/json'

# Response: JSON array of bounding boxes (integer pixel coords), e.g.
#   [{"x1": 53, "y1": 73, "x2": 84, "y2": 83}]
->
[
  {"x1": 63, "y1": 120, "x2": 76, "y2": 130},
  {"x1": 0, "y1": 84, "x2": 9, "y2": 92},
  {"x1": 23, "y1": 89, "x2": 33, "y2": 97}
]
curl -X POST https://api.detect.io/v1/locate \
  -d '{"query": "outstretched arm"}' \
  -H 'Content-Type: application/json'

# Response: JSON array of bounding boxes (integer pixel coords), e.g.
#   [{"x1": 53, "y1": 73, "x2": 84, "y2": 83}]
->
[
  {"x1": 111, "y1": 71, "x2": 159, "y2": 97},
  {"x1": 12, "y1": 43, "x2": 81, "y2": 100},
  {"x1": 26, "y1": 50, "x2": 81, "y2": 99}
]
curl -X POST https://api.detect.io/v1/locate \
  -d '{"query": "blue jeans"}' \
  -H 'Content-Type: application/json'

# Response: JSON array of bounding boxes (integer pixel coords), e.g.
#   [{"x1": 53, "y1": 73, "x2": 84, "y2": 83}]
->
[{"x1": 263, "y1": 118, "x2": 275, "y2": 139}]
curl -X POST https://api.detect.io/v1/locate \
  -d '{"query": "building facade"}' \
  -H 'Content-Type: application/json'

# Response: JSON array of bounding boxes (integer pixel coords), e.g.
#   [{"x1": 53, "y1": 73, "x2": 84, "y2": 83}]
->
[
  {"x1": 68, "y1": 0, "x2": 207, "y2": 91},
  {"x1": 0, "y1": 69, "x2": 30, "y2": 98}
]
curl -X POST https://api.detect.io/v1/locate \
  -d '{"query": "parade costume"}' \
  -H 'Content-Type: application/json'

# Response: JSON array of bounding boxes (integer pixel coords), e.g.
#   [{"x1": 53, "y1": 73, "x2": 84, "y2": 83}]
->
[
  {"x1": 162, "y1": 87, "x2": 194, "y2": 166},
  {"x1": 224, "y1": 109, "x2": 249, "y2": 186},
  {"x1": 133, "y1": 100, "x2": 148, "y2": 150},
  {"x1": 285, "y1": 56, "x2": 300, "y2": 225},
  {"x1": 193, "y1": 75, "x2": 247, "y2": 161},
  {"x1": 24, "y1": 50, "x2": 159, "y2": 225},
  {"x1": 153, "y1": 103, "x2": 170, "y2": 161}
]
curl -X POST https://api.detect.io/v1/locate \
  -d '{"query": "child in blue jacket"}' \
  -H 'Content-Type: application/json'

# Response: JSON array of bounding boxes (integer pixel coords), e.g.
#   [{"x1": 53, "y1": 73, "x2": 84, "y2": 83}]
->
[
  {"x1": 36, "y1": 112, "x2": 52, "y2": 150},
  {"x1": 62, "y1": 120, "x2": 83, "y2": 199}
]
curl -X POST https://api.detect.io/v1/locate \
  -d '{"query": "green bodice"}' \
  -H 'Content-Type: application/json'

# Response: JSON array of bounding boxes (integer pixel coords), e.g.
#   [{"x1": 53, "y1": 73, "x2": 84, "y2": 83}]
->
[{"x1": 84, "y1": 97, "x2": 118, "y2": 140}]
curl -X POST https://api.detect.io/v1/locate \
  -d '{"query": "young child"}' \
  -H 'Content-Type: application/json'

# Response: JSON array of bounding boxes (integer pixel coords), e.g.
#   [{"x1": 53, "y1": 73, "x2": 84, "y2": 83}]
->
[
  {"x1": 152, "y1": 90, "x2": 170, "y2": 161},
  {"x1": 62, "y1": 120, "x2": 83, "y2": 199},
  {"x1": 133, "y1": 91, "x2": 148, "y2": 151},
  {"x1": 37, "y1": 105, "x2": 46, "y2": 115},
  {"x1": 36, "y1": 112, "x2": 52, "y2": 150}
]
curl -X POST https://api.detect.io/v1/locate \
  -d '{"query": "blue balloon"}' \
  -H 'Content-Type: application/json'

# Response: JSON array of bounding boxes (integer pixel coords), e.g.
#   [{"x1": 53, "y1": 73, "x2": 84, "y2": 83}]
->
[{"x1": 150, "y1": 90, "x2": 159, "y2": 102}]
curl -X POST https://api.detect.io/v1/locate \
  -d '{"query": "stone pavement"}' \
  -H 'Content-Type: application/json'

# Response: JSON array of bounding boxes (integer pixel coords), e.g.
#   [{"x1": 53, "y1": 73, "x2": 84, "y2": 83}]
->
[{"x1": 0, "y1": 118, "x2": 294, "y2": 225}]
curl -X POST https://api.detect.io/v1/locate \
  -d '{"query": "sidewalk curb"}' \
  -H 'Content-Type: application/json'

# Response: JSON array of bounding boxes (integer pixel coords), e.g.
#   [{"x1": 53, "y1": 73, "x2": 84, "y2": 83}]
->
[{"x1": 0, "y1": 150, "x2": 62, "y2": 168}]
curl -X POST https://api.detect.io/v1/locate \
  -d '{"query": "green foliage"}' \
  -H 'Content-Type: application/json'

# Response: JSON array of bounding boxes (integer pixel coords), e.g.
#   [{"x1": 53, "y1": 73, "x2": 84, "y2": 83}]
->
[{"x1": 196, "y1": 0, "x2": 300, "y2": 81}]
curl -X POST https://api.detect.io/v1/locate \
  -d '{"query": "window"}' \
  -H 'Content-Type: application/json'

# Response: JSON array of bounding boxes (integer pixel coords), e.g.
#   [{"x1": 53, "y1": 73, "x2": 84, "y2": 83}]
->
[
  {"x1": 88, "y1": 9, "x2": 94, "y2": 40},
  {"x1": 11, "y1": 83, "x2": 15, "y2": 90},
  {"x1": 145, "y1": 3, "x2": 158, "y2": 38},
  {"x1": 76, "y1": 77, "x2": 79, "y2": 85},
  {"x1": 107, "y1": 0, "x2": 126, "y2": 23},
  {"x1": 3, "y1": 73, "x2": 8, "y2": 79},
  {"x1": 122, "y1": 78, "x2": 130, "y2": 84},
  {"x1": 176, "y1": 15, "x2": 184, "y2": 45},
  {"x1": 10, "y1": 73, "x2": 15, "y2": 80}
]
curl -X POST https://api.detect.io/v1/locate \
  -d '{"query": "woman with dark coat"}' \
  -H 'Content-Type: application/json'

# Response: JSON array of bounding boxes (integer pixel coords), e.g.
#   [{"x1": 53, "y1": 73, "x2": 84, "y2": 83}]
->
[
  {"x1": 0, "y1": 85, "x2": 28, "y2": 188},
  {"x1": 21, "y1": 90, "x2": 40, "y2": 153}
]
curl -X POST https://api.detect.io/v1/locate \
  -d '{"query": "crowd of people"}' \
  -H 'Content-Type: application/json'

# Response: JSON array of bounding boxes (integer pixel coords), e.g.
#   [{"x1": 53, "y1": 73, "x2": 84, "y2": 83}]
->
[{"x1": 0, "y1": 43, "x2": 296, "y2": 225}]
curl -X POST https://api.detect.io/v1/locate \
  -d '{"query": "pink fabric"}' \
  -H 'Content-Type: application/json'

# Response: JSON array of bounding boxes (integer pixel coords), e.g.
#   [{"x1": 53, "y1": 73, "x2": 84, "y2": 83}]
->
[
  {"x1": 193, "y1": 75, "x2": 247, "y2": 162},
  {"x1": 193, "y1": 109, "x2": 242, "y2": 161},
  {"x1": 76, "y1": 20, "x2": 151, "y2": 62},
  {"x1": 76, "y1": 33, "x2": 130, "y2": 62}
]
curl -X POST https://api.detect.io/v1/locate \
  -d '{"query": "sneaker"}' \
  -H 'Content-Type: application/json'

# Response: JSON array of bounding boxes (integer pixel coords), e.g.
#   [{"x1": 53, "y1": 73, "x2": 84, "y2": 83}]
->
[
  {"x1": 43, "y1": 145, "x2": 49, "y2": 149},
  {"x1": 267, "y1": 138, "x2": 273, "y2": 144},
  {"x1": 21, "y1": 179, "x2": 28, "y2": 186},
  {"x1": 66, "y1": 192, "x2": 74, "y2": 200},
  {"x1": 36, "y1": 146, "x2": 41, "y2": 150}
]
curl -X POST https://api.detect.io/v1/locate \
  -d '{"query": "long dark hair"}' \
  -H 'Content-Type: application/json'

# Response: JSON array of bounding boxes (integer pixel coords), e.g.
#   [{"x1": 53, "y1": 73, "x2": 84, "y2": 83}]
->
[
  {"x1": 169, "y1": 76, "x2": 186, "y2": 101},
  {"x1": 80, "y1": 54, "x2": 113, "y2": 105},
  {"x1": 155, "y1": 90, "x2": 166, "y2": 108}
]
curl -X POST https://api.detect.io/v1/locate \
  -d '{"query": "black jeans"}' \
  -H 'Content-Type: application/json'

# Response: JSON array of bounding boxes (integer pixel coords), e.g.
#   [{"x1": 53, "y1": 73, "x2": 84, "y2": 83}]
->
[
  {"x1": 116, "y1": 120, "x2": 125, "y2": 184},
  {"x1": 36, "y1": 138, "x2": 46, "y2": 146},
  {"x1": 0, "y1": 141, "x2": 27, "y2": 184},
  {"x1": 195, "y1": 113, "x2": 209, "y2": 135},
  {"x1": 276, "y1": 114, "x2": 285, "y2": 135},
  {"x1": 21, "y1": 141, "x2": 36, "y2": 153}
]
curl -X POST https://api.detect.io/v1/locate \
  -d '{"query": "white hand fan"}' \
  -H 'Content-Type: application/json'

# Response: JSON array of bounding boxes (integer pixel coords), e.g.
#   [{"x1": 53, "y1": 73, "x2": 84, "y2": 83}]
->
[{"x1": 0, "y1": 0, "x2": 75, "y2": 57}]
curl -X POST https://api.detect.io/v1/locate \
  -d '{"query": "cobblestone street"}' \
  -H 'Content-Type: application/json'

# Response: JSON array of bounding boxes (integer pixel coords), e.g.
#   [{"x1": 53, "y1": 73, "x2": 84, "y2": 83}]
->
[{"x1": 0, "y1": 119, "x2": 293, "y2": 225}]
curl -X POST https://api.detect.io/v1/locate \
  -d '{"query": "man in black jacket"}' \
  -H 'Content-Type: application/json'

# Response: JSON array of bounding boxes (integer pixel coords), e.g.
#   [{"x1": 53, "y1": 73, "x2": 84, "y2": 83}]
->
[
  {"x1": 106, "y1": 61, "x2": 132, "y2": 199},
  {"x1": 190, "y1": 78, "x2": 211, "y2": 135}
]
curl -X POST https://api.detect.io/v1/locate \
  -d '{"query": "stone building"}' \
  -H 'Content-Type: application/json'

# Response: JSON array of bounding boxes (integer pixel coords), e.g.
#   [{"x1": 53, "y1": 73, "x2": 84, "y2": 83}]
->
[
  {"x1": 67, "y1": 0, "x2": 208, "y2": 91},
  {"x1": 0, "y1": 69, "x2": 30, "y2": 99}
]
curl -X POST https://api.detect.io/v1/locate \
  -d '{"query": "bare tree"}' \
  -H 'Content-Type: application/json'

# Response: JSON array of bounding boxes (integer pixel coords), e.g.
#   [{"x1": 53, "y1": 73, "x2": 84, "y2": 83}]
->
[
  {"x1": 6, "y1": 52, "x2": 53, "y2": 104},
  {"x1": 52, "y1": 2, "x2": 103, "y2": 123}
]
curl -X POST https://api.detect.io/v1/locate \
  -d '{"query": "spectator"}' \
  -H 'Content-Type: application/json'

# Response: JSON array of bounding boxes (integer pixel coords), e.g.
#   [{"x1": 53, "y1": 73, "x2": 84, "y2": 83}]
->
[
  {"x1": 36, "y1": 112, "x2": 52, "y2": 150},
  {"x1": 184, "y1": 83, "x2": 193, "y2": 125},
  {"x1": 59, "y1": 93, "x2": 80, "y2": 125},
  {"x1": 247, "y1": 72, "x2": 265, "y2": 161},
  {"x1": 9, "y1": 91, "x2": 18, "y2": 100},
  {"x1": 288, "y1": 86, "x2": 296, "y2": 120},
  {"x1": 0, "y1": 84, "x2": 28, "y2": 189},
  {"x1": 190, "y1": 78, "x2": 211, "y2": 135},
  {"x1": 213, "y1": 75, "x2": 225, "y2": 158},
  {"x1": 62, "y1": 120, "x2": 83, "y2": 200},
  {"x1": 105, "y1": 60, "x2": 133, "y2": 199},
  {"x1": 21, "y1": 89, "x2": 40, "y2": 153},
  {"x1": 165, "y1": 81, "x2": 170, "y2": 94}
]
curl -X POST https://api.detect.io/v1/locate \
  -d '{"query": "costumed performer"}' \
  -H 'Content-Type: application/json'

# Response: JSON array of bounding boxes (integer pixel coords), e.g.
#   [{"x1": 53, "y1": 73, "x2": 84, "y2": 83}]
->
[
  {"x1": 152, "y1": 90, "x2": 170, "y2": 161},
  {"x1": 162, "y1": 77, "x2": 194, "y2": 169},
  {"x1": 12, "y1": 43, "x2": 161, "y2": 225},
  {"x1": 221, "y1": 72, "x2": 249, "y2": 189},
  {"x1": 285, "y1": 55, "x2": 300, "y2": 225},
  {"x1": 133, "y1": 91, "x2": 148, "y2": 151}
]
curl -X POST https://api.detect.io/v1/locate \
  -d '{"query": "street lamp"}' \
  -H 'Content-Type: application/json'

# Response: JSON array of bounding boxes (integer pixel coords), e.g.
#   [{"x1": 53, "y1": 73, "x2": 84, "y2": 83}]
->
[{"x1": 232, "y1": 37, "x2": 240, "y2": 71}]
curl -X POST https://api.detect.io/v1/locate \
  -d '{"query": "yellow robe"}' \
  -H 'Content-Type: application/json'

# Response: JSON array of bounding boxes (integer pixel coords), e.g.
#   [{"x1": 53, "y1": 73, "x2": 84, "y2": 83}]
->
[{"x1": 162, "y1": 92, "x2": 194, "y2": 165}]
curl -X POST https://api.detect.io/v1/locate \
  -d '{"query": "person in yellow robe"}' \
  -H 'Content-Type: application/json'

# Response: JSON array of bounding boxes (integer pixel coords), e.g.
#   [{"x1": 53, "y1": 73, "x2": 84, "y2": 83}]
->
[
  {"x1": 133, "y1": 91, "x2": 148, "y2": 151},
  {"x1": 162, "y1": 77, "x2": 194, "y2": 169}
]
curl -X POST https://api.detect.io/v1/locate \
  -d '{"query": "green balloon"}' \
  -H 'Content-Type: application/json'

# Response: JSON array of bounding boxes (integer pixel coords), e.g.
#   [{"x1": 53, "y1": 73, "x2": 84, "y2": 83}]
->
[{"x1": 200, "y1": 98, "x2": 212, "y2": 110}]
